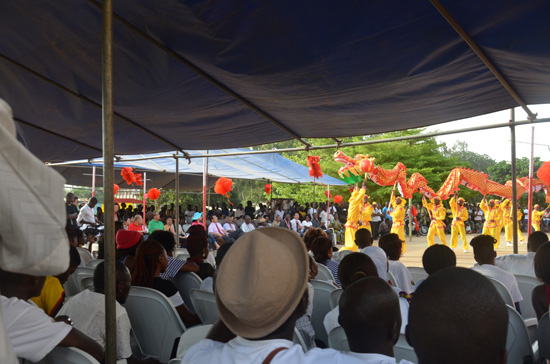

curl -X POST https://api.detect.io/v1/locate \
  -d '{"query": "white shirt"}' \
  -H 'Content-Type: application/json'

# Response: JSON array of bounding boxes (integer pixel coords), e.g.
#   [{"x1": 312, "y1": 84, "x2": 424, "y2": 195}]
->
[
  {"x1": 183, "y1": 336, "x2": 365, "y2": 364},
  {"x1": 1, "y1": 295, "x2": 72, "y2": 362},
  {"x1": 235, "y1": 209, "x2": 245, "y2": 218},
  {"x1": 302, "y1": 220, "x2": 313, "y2": 229},
  {"x1": 495, "y1": 252, "x2": 536, "y2": 278},
  {"x1": 58, "y1": 290, "x2": 132, "y2": 359},
  {"x1": 320, "y1": 211, "x2": 328, "y2": 224},
  {"x1": 371, "y1": 208, "x2": 382, "y2": 222},
  {"x1": 208, "y1": 222, "x2": 226, "y2": 235},
  {"x1": 471, "y1": 264, "x2": 523, "y2": 303},
  {"x1": 388, "y1": 260, "x2": 415, "y2": 293},
  {"x1": 77, "y1": 204, "x2": 95, "y2": 224},
  {"x1": 274, "y1": 210, "x2": 285, "y2": 220},
  {"x1": 185, "y1": 210, "x2": 195, "y2": 224},
  {"x1": 240, "y1": 223, "x2": 256, "y2": 233},
  {"x1": 290, "y1": 219, "x2": 302, "y2": 233},
  {"x1": 223, "y1": 222, "x2": 236, "y2": 232}
]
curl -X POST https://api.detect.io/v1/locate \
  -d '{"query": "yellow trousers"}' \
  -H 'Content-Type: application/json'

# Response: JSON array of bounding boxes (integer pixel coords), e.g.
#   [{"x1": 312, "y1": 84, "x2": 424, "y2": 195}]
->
[
  {"x1": 493, "y1": 225, "x2": 503, "y2": 249},
  {"x1": 427, "y1": 225, "x2": 446, "y2": 246},
  {"x1": 533, "y1": 222, "x2": 541, "y2": 232},
  {"x1": 391, "y1": 224, "x2": 406, "y2": 255},
  {"x1": 341, "y1": 227, "x2": 358, "y2": 251},
  {"x1": 482, "y1": 225, "x2": 495, "y2": 236},
  {"x1": 504, "y1": 222, "x2": 525, "y2": 243},
  {"x1": 450, "y1": 223, "x2": 467, "y2": 250}
]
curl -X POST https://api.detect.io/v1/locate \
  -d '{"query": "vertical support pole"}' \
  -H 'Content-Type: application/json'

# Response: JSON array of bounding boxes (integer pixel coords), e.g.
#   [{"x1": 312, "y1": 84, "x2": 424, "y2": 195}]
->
[
  {"x1": 408, "y1": 198, "x2": 412, "y2": 241},
  {"x1": 101, "y1": 0, "x2": 116, "y2": 362},
  {"x1": 175, "y1": 152, "x2": 179, "y2": 241},
  {"x1": 313, "y1": 182, "x2": 316, "y2": 203},
  {"x1": 326, "y1": 185, "x2": 330, "y2": 227},
  {"x1": 510, "y1": 109, "x2": 519, "y2": 254},
  {"x1": 143, "y1": 172, "x2": 147, "y2": 229},
  {"x1": 203, "y1": 151, "x2": 208, "y2": 226},
  {"x1": 527, "y1": 125, "x2": 535, "y2": 235},
  {"x1": 91, "y1": 166, "x2": 96, "y2": 197}
]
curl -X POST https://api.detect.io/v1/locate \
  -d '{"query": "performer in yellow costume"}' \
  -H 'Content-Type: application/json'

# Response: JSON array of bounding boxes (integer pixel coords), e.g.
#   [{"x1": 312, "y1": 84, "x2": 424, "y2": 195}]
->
[
  {"x1": 532, "y1": 204, "x2": 548, "y2": 232},
  {"x1": 390, "y1": 194, "x2": 406, "y2": 254},
  {"x1": 422, "y1": 195, "x2": 447, "y2": 246},
  {"x1": 341, "y1": 182, "x2": 366, "y2": 251},
  {"x1": 360, "y1": 194, "x2": 374, "y2": 233},
  {"x1": 516, "y1": 209, "x2": 525, "y2": 244},
  {"x1": 449, "y1": 196, "x2": 468, "y2": 252},
  {"x1": 493, "y1": 200, "x2": 505, "y2": 249},
  {"x1": 480, "y1": 198, "x2": 498, "y2": 240}
]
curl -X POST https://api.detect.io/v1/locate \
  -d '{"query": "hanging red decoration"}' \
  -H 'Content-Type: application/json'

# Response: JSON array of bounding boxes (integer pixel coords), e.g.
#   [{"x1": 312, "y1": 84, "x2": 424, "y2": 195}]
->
[
  {"x1": 360, "y1": 159, "x2": 375, "y2": 174},
  {"x1": 114, "y1": 184, "x2": 119, "y2": 195},
  {"x1": 537, "y1": 161, "x2": 550, "y2": 185},
  {"x1": 147, "y1": 188, "x2": 161, "y2": 200},
  {"x1": 324, "y1": 190, "x2": 332, "y2": 199},
  {"x1": 307, "y1": 156, "x2": 323, "y2": 179},
  {"x1": 215, "y1": 177, "x2": 234, "y2": 205},
  {"x1": 334, "y1": 195, "x2": 343, "y2": 204},
  {"x1": 348, "y1": 187, "x2": 354, "y2": 193},
  {"x1": 133, "y1": 173, "x2": 143, "y2": 186},
  {"x1": 264, "y1": 183, "x2": 272, "y2": 195},
  {"x1": 121, "y1": 167, "x2": 135, "y2": 185}
]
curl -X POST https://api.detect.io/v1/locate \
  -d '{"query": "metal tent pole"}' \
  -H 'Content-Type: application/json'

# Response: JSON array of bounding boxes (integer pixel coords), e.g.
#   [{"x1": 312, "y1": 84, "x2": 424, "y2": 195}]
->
[
  {"x1": 101, "y1": 0, "x2": 116, "y2": 362},
  {"x1": 175, "y1": 152, "x2": 179, "y2": 240},
  {"x1": 143, "y1": 172, "x2": 147, "y2": 229},
  {"x1": 91, "y1": 166, "x2": 96, "y2": 197},
  {"x1": 527, "y1": 126, "x2": 535, "y2": 235},
  {"x1": 510, "y1": 109, "x2": 519, "y2": 253},
  {"x1": 408, "y1": 198, "x2": 412, "y2": 241},
  {"x1": 203, "y1": 151, "x2": 208, "y2": 226}
]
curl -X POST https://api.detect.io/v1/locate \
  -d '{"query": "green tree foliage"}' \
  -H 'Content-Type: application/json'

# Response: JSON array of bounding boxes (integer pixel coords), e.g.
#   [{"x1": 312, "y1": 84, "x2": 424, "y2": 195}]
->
[
  {"x1": 488, "y1": 157, "x2": 546, "y2": 205},
  {"x1": 443, "y1": 141, "x2": 496, "y2": 174}
]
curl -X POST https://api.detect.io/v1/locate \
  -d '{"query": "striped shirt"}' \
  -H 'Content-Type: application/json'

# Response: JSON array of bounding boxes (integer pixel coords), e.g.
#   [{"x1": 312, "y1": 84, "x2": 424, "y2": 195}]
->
[
  {"x1": 160, "y1": 256, "x2": 186, "y2": 280},
  {"x1": 322, "y1": 260, "x2": 341, "y2": 287}
]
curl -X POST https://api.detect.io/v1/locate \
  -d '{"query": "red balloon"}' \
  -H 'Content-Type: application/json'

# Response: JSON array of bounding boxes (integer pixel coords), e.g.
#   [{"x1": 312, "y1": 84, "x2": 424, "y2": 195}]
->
[
  {"x1": 264, "y1": 183, "x2": 272, "y2": 194},
  {"x1": 360, "y1": 159, "x2": 374, "y2": 174},
  {"x1": 214, "y1": 177, "x2": 233, "y2": 196},
  {"x1": 324, "y1": 190, "x2": 332, "y2": 199},
  {"x1": 334, "y1": 195, "x2": 343, "y2": 204},
  {"x1": 121, "y1": 167, "x2": 134, "y2": 185},
  {"x1": 114, "y1": 184, "x2": 119, "y2": 195}
]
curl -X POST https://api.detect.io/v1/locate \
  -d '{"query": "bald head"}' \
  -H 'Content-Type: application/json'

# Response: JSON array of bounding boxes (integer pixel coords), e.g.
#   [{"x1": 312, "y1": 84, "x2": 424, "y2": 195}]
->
[
  {"x1": 407, "y1": 267, "x2": 508, "y2": 364},
  {"x1": 339, "y1": 277, "x2": 401, "y2": 356}
]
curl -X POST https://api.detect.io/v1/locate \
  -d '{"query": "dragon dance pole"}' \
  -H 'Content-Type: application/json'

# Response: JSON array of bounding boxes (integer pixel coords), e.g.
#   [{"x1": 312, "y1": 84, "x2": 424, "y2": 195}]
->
[
  {"x1": 408, "y1": 198, "x2": 412, "y2": 241},
  {"x1": 527, "y1": 126, "x2": 535, "y2": 235},
  {"x1": 510, "y1": 109, "x2": 519, "y2": 253}
]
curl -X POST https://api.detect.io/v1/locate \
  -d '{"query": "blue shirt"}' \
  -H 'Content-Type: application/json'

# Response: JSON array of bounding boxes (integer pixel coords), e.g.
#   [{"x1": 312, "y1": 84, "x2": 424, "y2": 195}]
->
[{"x1": 322, "y1": 259, "x2": 341, "y2": 287}]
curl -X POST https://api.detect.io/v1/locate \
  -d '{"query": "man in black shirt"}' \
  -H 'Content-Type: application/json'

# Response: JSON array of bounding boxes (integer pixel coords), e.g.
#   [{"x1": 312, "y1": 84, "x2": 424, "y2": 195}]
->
[{"x1": 66, "y1": 193, "x2": 79, "y2": 229}]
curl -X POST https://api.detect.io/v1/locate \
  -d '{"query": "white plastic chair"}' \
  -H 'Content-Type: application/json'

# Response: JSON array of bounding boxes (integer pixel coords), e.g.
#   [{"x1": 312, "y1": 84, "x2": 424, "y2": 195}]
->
[
  {"x1": 515, "y1": 274, "x2": 540, "y2": 321},
  {"x1": 293, "y1": 327, "x2": 309, "y2": 352},
  {"x1": 87, "y1": 259, "x2": 103, "y2": 269},
  {"x1": 388, "y1": 271, "x2": 399, "y2": 289},
  {"x1": 175, "y1": 324, "x2": 213, "y2": 359},
  {"x1": 505, "y1": 304, "x2": 535, "y2": 364},
  {"x1": 175, "y1": 252, "x2": 190, "y2": 261},
  {"x1": 328, "y1": 326, "x2": 349, "y2": 351},
  {"x1": 34, "y1": 347, "x2": 99, "y2": 364},
  {"x1": 329, "y1": 289, "x2": 343, "y2": 310},
  {"x1": 64, "y1": 266, "x2": 95, "y2": 297},
  {"x1": 81, "y1": 276, "x2": 95, "y2": 291},
  {"x1": 77, "y1": 247, "x2": 93, "y2": 264},
  {"x1": 407, "y1": 266, "x2": 428, "y2": 283},
  {"x1": 310, "y1": 279, "x2": 337, "y2": 346},
  {"x1": 538, "y1": 312, "x2": 550, "y2": 359},
  {"x1": 123, "y1": 286, "x2": 186, "y2": 363},
  {"x1": 189, "y1": 288, "x2": 219, "y2": 325},
  {"x1": 394, "y1": 333, "x2": 418, "y2": 363},
  {"x1": 173, "y1": 272, "x2": 202, "y2": 314},
  {"x1": 487, "y1": 277, "x2": 514, "y2": 307},
  {"x1": 317, "y1": 263, "x2": 336, "y2": 282}
]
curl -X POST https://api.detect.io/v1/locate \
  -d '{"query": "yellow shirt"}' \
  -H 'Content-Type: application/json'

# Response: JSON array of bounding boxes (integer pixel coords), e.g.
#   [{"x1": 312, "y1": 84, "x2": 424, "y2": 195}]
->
[
  {"x1": 532, "y1": 209, "x2": 545, "y2": 223},
  {"x1": 450, "y1": 197, "x2": 468, "y2": 226},
  {"x1": 361, "y1": 203, "x2": 374, "y2": 225},
  {"x1": 480, "y1": 199, "x2": 498, "y2": 228},
  {"x1": 423, "y1": 198, "x2": 446, "y2": 228},
  {"x1": 30, "y1": 276, "x2": 65, "y2": 317},
  {"x1": 390, "y1": 195, "x2": 406, "y2": 226},
  {"x1": 345, "y1": 187, "x2": 366, "y2": 228}
]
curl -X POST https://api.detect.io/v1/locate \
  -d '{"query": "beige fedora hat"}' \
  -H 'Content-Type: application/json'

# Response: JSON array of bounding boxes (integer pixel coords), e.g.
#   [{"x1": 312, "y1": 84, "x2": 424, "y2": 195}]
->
[{"x1": 215, "y1": 227, "x2": 309, "y2": 338}]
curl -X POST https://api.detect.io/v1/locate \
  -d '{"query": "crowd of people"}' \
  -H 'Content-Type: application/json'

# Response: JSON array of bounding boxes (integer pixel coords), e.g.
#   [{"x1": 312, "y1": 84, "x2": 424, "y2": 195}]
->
[{"x1": 4, "y1": 182, "x2": 550, "y2": 363}]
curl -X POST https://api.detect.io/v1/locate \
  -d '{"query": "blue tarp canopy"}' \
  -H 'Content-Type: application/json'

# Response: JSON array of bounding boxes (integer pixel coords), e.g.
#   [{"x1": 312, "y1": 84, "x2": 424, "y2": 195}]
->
[
  {"x1": 53, "y1": 149, "x2": 346, "y2": 190},
  {"x1": 1, "y1": 1, "x2": 550, "y2": 162}
]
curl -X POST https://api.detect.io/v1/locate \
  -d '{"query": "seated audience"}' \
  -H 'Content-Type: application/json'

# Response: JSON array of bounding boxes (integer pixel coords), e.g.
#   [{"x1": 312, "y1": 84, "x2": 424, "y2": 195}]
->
[
  {"x1": 223, "y1": 216, "x2": 236, "y2": 233},
  {"x1": 422, "y1": 244, "x2": 456, "y2": 276},
  {"x1": 116, "y1": 229, "x2": 143, "y2": 270},
  {"x1": 354, "y1": 228, "x2": 373, "y2": 250},
  {"x1": 495, "y1": 230, "x2": 547, "y2": 277},
  {"x1": 58, "y1": 262, "x2": 160, "y2": 364},
  {"x1": 361, "y1": 246, "x2": 388, "y2": 281},
  {"x1": 323, "y1": 253, "x2": 378, "y2": 335},
  {"x1": 470, "y1": 235, "x2": 523, "y2": 311},
  {"x1": 164, "y1": 217, "x2": 177, "y2": 238},
  {"x1": 531, "y1": 242, "x2": 550, "y2": 319},
  {"x1": 406, "y1": 267, "x2": 508, "y2": 364},
  {"x1": 185, "y1": 229, "x2": 216, "y2": 280},
  {"x1": 0, "y1": 268, "x2": 104, "y2": 363},
  {"x1": 378, "y1": 218, "x2": 391, "y2": 237},
  {"x1": 240, "y1": 215, "x2": 256, "y2": 233},
  {"x1": 128, "y1": 214, "x2": 146, "y2": 234},
  {"x1": 379, "y1": 234, "x2": 415, "y2": 293},
  {"x1": 311, "y1": 236, "x2": 341, "y2": 287},
  {"x1": 339, "y1": 277, "x2": 402, "y2": 363},
  {"x1": 148, "y1": 211, "x2": 165, "y2": 233},
  {"x1": 303, "y1": 228, "x2": 327, "y2": 252},
  {"x1": 148, "y1": 230, "x2": 199, "y2": 280},
  {"x1": 131, "y1": 240, "x2": 200, "y2": 327},
  {"x1": 31, "y1": 245, "x2": 80, "y2": 316},
  {"x1": 182, "y1": 228, "x2": 365, "y2": 364}
]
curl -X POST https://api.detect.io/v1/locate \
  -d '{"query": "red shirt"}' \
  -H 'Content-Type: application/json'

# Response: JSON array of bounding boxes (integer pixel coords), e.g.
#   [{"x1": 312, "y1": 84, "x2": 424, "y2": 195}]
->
[{"x1": 128, "y1": 222, "x2": 143, "y2": 233}]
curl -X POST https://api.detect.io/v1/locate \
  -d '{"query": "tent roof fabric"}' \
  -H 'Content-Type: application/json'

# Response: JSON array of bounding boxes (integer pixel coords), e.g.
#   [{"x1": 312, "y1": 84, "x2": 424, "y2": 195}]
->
[
  {"x1": 1, "y1": 1, "x2": 549, "y2": 162},
  {"x1": 55, "y1": 149, "x2": 347, "y2": 189}
]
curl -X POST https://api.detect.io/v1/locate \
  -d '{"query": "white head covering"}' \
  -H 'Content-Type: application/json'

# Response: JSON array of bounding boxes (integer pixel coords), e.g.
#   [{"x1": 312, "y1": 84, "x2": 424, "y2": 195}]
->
[
  {"x1": 361, "y1": 246, "x2": 388, "y2": 281},
  {"x1": 0, "y1": 98, "x2": 69, "y2": 276}
]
